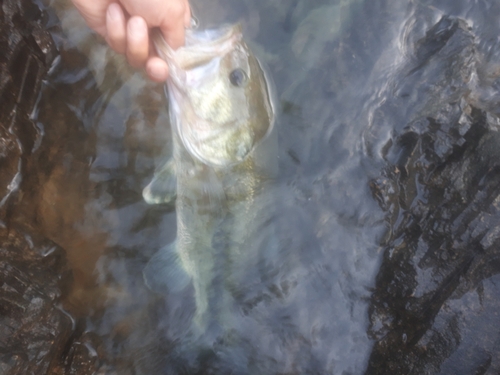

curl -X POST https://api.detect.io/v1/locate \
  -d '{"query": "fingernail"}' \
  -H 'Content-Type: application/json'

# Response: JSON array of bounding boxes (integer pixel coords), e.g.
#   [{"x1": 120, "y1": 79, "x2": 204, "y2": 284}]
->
[
  {"x1": 107, "y1": 3, "x2": 121, "y2": 21},
  {"x1": 128, "y1": 17, "x2": 146, "y2": 39}
]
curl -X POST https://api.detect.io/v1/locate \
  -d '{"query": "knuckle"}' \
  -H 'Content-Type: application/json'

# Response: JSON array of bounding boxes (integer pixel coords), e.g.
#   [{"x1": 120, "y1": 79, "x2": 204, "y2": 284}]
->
[{"x1": 167, "y1": 0, "x2": 187, "y2": 18}]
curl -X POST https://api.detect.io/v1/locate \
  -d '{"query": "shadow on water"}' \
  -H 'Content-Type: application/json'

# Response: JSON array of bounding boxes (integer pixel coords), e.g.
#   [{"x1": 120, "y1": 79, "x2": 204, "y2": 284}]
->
[{"x1": 5, "y1": 0, "x2": 500, "y2": 373}]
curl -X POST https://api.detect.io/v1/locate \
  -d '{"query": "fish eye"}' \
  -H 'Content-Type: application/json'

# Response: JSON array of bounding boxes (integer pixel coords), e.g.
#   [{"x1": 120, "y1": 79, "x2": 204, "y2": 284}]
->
[{"x1": 229, "y1": 68, "x2": 248, "y2": 87}]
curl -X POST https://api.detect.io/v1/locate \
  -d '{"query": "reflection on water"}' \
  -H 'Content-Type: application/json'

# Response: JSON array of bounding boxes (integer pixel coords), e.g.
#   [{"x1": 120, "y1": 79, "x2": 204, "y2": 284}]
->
[{"x1": 26, "y1": 0, "x2": 500, "y2": 373}]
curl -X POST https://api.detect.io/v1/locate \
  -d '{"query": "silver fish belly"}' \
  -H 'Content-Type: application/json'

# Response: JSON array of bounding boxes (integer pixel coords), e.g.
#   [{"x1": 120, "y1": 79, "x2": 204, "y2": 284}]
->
[{"x1": 143, "y1": 24, "x2": 276, "y2": 337}]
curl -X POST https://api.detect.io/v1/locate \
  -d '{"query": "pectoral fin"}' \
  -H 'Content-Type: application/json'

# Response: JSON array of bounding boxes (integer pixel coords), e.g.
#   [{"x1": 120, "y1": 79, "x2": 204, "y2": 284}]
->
[
  {"x1": 142, "y1": 158, "x2": 177, "y2": 205},
  {"x1": 143, "y1": 242, "x2": 192, "y2": 294}
]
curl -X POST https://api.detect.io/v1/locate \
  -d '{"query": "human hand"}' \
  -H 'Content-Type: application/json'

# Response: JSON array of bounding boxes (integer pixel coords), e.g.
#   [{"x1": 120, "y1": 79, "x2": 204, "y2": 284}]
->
[{"x1": 71, "y1": 0, "x2": 191, "y2": 82}]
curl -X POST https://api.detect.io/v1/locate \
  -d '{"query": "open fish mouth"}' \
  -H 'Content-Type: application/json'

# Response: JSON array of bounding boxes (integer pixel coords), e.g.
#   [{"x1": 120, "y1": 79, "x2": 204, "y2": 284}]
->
[
  {"x1": 153, "y1": 22, "x2": 274, "y2": 168},
  {"x1": 152, "y1": 24, "x2": 243, "y2": 74}
]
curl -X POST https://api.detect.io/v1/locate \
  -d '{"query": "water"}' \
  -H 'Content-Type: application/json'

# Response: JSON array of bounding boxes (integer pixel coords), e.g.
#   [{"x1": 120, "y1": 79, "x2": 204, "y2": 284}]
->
[{"x1": 27, "y1": 0, "x2": 500, "y2": 373}]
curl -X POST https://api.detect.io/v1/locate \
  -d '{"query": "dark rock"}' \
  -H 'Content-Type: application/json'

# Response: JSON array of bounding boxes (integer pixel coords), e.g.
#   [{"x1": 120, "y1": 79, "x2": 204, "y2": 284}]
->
[
  {"x1": 0, "y1": 224, "x2": 73, "y2": 374},
  {"x1": 0, "y1": 0, "x2": 104, "y2": 374},
  {"x1": 366, "y1": 16, "x2": 500, "y2": 375},
  {"x1": 64, "y1": 332, "x2": 106, "y2": 375},
  {"x1": 0, "y1": 0, "x2": 57, "y2": 157}
]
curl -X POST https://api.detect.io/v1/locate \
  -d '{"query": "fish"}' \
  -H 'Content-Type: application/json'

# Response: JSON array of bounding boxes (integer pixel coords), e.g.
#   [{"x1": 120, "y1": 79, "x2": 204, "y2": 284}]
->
[{"x1": 142, "y1": 23, "x2": 277, "y2": 339}]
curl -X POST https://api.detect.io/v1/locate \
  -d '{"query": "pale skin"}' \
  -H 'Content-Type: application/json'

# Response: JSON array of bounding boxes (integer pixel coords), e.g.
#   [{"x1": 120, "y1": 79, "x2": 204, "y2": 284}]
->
[{"x1": 71, "y1": 0, "x2": 191, "y2": 82}]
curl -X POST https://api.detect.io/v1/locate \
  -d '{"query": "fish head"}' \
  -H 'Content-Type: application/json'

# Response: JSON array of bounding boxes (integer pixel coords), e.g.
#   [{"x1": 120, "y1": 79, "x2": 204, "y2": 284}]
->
[{"x1": 154, "y1": 24, "x2": 275, "y2": 167}]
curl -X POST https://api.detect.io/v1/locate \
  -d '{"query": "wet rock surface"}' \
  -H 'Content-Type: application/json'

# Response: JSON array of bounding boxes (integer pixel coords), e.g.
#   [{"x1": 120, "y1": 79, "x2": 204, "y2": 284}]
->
[
  {"x1": 0, "y1": 225, "x2": 72, "y2": 374},
  {"x1": 0, "y1": 0, "x2": 55, "y2": 216},
  {"x1": 0, "y1": 1, "x2": 103, "y2": 374},
  {"x1": 366, "y1": 16, "x2": 500, "y2": 375}
]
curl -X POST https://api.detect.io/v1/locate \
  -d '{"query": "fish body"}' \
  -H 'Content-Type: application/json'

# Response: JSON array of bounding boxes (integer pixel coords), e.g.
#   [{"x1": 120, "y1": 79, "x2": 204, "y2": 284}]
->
[{"x1": 143, "y1": 24, "x2": 276, "y2": 338}]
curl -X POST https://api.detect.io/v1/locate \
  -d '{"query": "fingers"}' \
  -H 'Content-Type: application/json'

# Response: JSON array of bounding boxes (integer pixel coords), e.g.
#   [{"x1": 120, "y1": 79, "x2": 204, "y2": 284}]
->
[
  {"x1": 106, "y1": 5, "x2": 149, "y2": 70},
  {"x1": 159, "y1": 0, "x2": 190, "y2": 49},
  {"x1": 146, "y1": 57, "x2": 169, "y2": 82},
  {"x1": 126, "y1": 16, "x2": 149, "y2": 68},
  {"x1": 184, "y1": 3, "x2": 191, "y2": 28},
  {"x1": 106, "y1": 3, "x2": 126, "y2": 54},
  {"x1": 102, "y1": 0, "x2": 192, "y2": 81},
  {"x1": 72, "y1": 0, "x2": 114, "y2": 36}
]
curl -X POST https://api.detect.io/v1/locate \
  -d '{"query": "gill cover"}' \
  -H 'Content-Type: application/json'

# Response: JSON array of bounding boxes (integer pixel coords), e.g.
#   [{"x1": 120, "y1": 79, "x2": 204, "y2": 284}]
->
[{"x1": 154, "y1": 24, "x2": 275, "y2": 167}]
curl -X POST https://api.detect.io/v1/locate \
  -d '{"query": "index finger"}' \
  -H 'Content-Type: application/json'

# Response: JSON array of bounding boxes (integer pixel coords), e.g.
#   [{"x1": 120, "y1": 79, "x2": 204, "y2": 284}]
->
[{"x1": 159, "y1": 0, "x2": 191, "y2": 49}]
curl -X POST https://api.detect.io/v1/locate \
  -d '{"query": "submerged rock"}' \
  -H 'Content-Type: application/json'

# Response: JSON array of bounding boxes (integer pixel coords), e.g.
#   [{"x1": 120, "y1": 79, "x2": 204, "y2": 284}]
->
[
  {"x1": 0, "y1": 0, "x2": 105, "y2": 373},
  {"x1": 366, "y1": 16, "x2": 500, "y2": 375},
  {"x1": 0, "y1": 225, "x2": 72, "y2": 374}
]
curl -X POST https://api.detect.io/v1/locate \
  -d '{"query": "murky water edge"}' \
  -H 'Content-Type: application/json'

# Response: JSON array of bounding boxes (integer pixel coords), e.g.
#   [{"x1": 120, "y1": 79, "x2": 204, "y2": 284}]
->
[{"x1": 6, "y1": 0, "x2": 500, "y2": 373}]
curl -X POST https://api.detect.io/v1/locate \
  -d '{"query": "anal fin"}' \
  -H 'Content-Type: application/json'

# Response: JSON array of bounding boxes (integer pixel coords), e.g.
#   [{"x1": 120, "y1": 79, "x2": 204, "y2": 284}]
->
[{"x1": 143, "y1": 242, "x2": 192, "y2": 294}]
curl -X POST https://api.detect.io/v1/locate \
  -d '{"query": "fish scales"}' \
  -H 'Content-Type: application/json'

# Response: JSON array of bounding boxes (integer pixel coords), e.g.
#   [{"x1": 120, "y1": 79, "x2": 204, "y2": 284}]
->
[{"x1": 143, "y1": 24, "x2": 276, "y2": 340}]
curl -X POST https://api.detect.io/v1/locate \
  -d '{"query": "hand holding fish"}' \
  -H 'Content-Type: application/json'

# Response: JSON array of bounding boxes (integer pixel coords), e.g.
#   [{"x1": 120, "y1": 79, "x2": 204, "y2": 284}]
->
[{"x1": 71, "y1": 0, "x2": 191, "y2": 81}]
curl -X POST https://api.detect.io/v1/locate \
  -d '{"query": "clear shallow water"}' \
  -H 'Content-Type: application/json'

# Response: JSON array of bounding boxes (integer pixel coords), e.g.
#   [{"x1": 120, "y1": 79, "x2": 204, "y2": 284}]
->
[{"x1": 30, "y1": 0, "x2": 500, "y2": 373}]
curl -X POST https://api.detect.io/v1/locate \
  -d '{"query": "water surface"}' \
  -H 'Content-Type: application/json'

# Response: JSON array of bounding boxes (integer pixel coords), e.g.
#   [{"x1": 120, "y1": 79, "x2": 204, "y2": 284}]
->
[{"x1": 31, "y1": 0, "x2": 500, "y2": 373}]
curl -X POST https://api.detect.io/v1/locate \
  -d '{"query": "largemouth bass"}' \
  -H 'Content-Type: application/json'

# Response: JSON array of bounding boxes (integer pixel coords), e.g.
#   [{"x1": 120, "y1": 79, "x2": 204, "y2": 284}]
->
[{"x1": 143, "y1": 24, "x2": 276, "y2": 339}]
